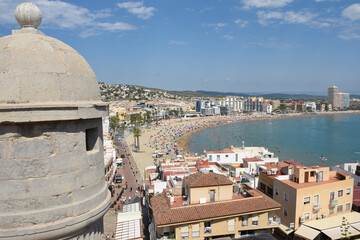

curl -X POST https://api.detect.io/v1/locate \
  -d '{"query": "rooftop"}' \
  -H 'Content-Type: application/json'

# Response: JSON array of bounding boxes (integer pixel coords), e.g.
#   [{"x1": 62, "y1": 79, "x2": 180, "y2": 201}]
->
[
  {"x1": 183, "y1": 172, "x2": 232, "y2": 188},
  {"x1": 151, "y1": 190, "x2": 281, "y2": 226}
]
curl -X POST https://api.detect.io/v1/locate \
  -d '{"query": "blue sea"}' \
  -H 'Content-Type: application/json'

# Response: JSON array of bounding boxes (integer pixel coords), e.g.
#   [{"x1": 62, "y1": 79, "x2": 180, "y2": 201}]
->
[{"x1": 189, "y1": 114, "x2": 360, "y2": 167}]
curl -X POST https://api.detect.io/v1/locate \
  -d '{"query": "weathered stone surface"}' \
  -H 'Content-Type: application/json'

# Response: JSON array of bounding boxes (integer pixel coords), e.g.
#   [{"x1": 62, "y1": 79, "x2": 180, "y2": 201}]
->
[
  {"x1": 10, "y1": 137, "x2": 53, "y2": 159},
  {"x1": 49, "y1": 153, "x2": 87, "y2": 175},
  {"x1": 72, "y1": 181, "x2": 105, "y2": 203},
  {"x1": 0, "y1": 124, "x2": 19, "y2": 139},
  {"x1": 74, "y1": 185, "x2": 108, "y2": 216},
  {"x1": 30, "y1": 172, "x2": 78, "y2": 197},
  {"x1": 0, "y1": 141, "x2": 9, "y2": 159},
  {"x1": 0, "y1": 180, "x2": 30, "y2": 201},
  {"x1": 0, "y1": 73, "x2": 20, "y2": 102},
  {"x1": 59, "y1": 74, "x2": 100, "y2": 101},
  {"x1": 55, "y1": 132, "x2": 85, "y2": 155},
  {"x1": 0, "y1": 50, "x2": 11, "y2": 72},
  {"x1": 0, "y1": 192, "x2": 72, "y2": 214},
  {"x1": 86, "y1": 151, "x2": 103, "y2": 168},
  {"x1": 20, "y1": 73, "x2": 61, "y2": 102}
]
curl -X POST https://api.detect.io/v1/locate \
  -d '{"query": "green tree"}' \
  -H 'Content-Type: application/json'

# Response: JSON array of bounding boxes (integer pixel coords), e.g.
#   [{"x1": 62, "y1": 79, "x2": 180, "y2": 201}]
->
[
  {"x1": 132, "y1": 126, "x2": 142, "y2": 150},
  {"x1": 110, "y1": 116, "x2": 119, "y2": 130}
]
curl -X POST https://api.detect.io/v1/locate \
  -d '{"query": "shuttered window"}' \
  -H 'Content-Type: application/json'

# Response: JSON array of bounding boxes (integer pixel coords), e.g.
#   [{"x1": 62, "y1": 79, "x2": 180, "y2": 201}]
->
[
  {"x1": 181, "y1": 225, "x2": 189, "y2": 239},
  {"x1": 192, "y1": 224, "x2": 199, "y2": 238},
  {"x1": 228, "y1": 218, "x2": 235, "y2": 232}
]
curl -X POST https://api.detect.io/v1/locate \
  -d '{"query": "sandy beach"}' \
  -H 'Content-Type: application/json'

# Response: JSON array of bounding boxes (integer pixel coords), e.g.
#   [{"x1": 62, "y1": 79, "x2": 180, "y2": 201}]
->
[{"x1": 126, "y1": 111, "x2": 360, "y2": 178}]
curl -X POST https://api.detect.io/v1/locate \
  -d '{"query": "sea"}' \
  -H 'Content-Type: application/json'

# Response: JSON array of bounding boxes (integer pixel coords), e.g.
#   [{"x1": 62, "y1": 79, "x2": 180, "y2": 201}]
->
[{"x1": 189, "y1": 114, "x2": 360, "y2": 167}]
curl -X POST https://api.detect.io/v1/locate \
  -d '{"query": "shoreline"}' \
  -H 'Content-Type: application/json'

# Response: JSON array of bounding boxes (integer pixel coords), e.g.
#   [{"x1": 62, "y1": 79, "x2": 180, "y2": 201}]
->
[{"x1": 126, "y1": 111, "x2": 360, "y2": 176}]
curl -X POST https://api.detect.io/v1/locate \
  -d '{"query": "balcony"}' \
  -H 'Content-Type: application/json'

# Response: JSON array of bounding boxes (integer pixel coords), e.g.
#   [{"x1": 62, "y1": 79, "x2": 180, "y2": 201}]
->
[
  {"x1": 204, "y1": 227, "x2": 212, "y2": 234},
  {"x1": 313, "y1": 204, "x2": 321, "y2": 210},
  {"x1": 268, "y1": 216, "x2": 281, "y2": 226},
  {"x1": 329, "y1": 199, "x2": 338, "y2": 207}
]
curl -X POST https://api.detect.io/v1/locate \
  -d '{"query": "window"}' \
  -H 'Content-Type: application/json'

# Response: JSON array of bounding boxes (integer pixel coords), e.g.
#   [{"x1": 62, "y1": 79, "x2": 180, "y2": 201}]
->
[
  {"x1": 337, "y1": 205, "x2": 343, "y2": 213},
  {"x1": 225, "y1": 155, "x2": 229, "y2": 158},
  {"x1": 228, "y1": 218, "x2": 235, "y2": 232},
  {"x1": 275, "y1": 187, "x2": 279, "y2": 196},
  {"x1": 252, "y1": 214, "x2": 259, "y2": 226},
  {"x1": 304, "y1": 197, "x2": 311, "y2": 205},
  {"x1": 284, "y1": 192, "x2": 289, "y2": 202},
  {"x1": 346, "y1": 188, "x2": 351, "y2": 195},
  {"x1": 313, "y1": 195, "x2": 320, "y2": 206},
  {"x1": 85, "y1": 127, "x2": 98, "y2": 151},
  {"x1": 303, "y1": 212, "x2": 310, "y2": 220},
  {"x1": 338, "y1": 190, "x2": 343, "y2": 197},
  {"x1": 241, "y1": 216, "x2": 248, "y2": 227},
  {"x1": 310, "y1": 171, "x2": 315, "y2": 177},
  {"x1": 329, "y1": 208, "x2": 334, "y2": 215},
  {"x1": 330, "y1": 191, "x2": 335, "y2": 200},
  {"x1": 346, "y1": 203, "x2": 351, "y2": 211},
  {"x1": 210, "y1": 190, "x2": 215, "y2": 202},
  {"x1": 283, "y1": 208, "x2": 288, "y2": 217},
  {"x1": 209, "y1": 155, "x2": 212, "y2": 161},
  {"x1": 260, "y1": 182, "x2": 266, "y2": 193},
  {"x1": 192, "y1": 224, "x2": 199, "y2": 238},
  {"x1": 181, "y1": 225, "x2": 189, "y2": 239},
  {"x1": 204, "y1": 221, "x2": 211, "y2": 234}
]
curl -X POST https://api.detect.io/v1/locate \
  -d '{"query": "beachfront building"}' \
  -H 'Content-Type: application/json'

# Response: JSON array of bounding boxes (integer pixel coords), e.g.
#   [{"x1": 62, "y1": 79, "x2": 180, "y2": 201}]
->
[
  {"x1": 205, "y1": 145, "x2": 278, "y2": 165},
  {"x1": 150, "y1": 172, "x2": 281, "y2": 240},
  {"x1": 244, "y1": 97, "x2": 272, "y2": 113},
  {"x1": 328, "y1": 86, "x2": 350, "y2": 110},
  {"x1": 259, "y1": 162, "x2": 354, "y2": 232},
  {"x1": 332, "y1": 162, "x2": 360, "y2": 186}
]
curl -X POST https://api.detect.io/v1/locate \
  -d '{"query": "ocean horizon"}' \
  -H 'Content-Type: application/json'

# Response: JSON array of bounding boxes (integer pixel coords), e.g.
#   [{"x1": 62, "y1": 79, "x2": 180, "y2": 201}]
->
[{"x1": 189, "y1": 114, "x2": 360, "y2": 167}]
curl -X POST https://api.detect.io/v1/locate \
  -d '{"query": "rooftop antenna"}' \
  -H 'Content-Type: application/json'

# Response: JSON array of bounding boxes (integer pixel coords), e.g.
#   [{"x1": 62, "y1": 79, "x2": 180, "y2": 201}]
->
[{"x1": 242, "y1": 141, "x2": 245, "y2": 149}]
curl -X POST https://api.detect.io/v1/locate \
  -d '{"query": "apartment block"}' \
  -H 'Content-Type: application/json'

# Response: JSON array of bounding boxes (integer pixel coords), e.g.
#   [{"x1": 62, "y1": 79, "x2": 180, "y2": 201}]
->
[{"x1": 150, "y1": 172, "x2": 281, "y2": 240}]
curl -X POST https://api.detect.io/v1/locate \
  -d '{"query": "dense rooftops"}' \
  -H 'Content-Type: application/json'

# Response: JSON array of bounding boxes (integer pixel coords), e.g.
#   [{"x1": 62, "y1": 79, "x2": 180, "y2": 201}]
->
[{"x1": 151, "y1": 191, "x2": 281, "y2": 226}]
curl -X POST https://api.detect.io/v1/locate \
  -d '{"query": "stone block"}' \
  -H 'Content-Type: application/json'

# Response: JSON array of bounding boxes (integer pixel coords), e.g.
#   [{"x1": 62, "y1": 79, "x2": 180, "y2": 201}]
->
[
  {"x1": 10, "y1": 136, "x2": 53, "y2": 159},
  {"x1": 72, "y1": 181, "x2": 105, "y2": 203},
  {"x1": 76, "y1": 165, "x2": 103, "y2": 188},
  {"x1": 0, "y1": 73, "x2": 20, "y2": 103},
  {"x1": 0, "y1": 140, "x2": 9, "y2": 159},
  {"x1": 30, "y1": 173, "x2": 79, "y2": 197},
  {"x1": 55, "y1": 133, "x2": 85, "y2": 155},
  {"x1": 74, "y1": 185, "x2": 108, "y2": 216},
  {"x1": 59, "y1": 74, "x2": 100, "y2": 101},
  {"x1": 0, "y1": 158, "x2": 49, "y2": 181},
  {"x1": 0, "y1": 160, "x2": 22, "y2": 180},
  {"x1": 0, "y1": 180, "x2": 30, "y2": 201},
  {"x1": 49, "y1": 153, "x2": 87, "y2": 175},
  {"x1": 86, "y1": 151, "x2": 103, "y2": 168},
  {"x1": 20, "y1": 72, "x2": 61, "y2": 102},
  {"x1": 0, "y1": 192, "x2": 72, "y2": 214},
  {"x1": 0, "y1": 124, "x2": 20, "y2": 139},
  {"x1": 0, "y1": 50, "x2": 11, "y2": 72}
]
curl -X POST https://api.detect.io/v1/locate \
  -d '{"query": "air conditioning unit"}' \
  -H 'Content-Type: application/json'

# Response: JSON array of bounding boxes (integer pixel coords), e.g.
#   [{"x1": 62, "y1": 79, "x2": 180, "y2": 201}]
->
[{"x1": 300, "y1": 216, "x2": 305, "y2": 223}]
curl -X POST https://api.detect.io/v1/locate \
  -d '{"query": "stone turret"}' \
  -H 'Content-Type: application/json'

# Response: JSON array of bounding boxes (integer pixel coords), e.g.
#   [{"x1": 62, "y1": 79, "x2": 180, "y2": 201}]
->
[{"x1": 0, "y1": 3, "x2": 110, "y2": 240}]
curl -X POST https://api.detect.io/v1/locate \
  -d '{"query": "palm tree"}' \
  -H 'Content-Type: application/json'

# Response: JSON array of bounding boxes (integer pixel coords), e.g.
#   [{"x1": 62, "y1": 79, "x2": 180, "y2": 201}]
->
[{"x1": 132, "y1": 126, "x2": 142, "y2": 150}]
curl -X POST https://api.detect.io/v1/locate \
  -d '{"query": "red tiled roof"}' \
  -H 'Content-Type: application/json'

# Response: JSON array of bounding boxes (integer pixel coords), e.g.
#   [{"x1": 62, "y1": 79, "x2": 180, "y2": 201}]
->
[
  {"x1": 151, "y1": 191, "x2": 281, "y2": 226},
  {"x1": 183, "y1": 172, "x2": 232, "y2": 188}
]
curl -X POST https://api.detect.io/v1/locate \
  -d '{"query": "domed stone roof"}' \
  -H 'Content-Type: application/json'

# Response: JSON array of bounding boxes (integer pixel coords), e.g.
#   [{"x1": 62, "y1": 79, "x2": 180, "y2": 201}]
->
[{"x1": 0, "y1": 3, "x2": 100, "y2": 103}]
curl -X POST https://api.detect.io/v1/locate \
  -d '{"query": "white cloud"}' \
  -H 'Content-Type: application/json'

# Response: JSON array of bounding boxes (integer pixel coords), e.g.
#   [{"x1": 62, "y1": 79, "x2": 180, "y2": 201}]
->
[
  {"x1": 223, "y1": 35, "x2": 235, "y2": 40},
  {"x1": 117, "y1": 1, "x2": 156, "y2": 19},
  {"x1": 169, "y1": 40, "x2": 187, "y2": 45},
  {"x1": 342, "y1": 4, "x2": 360, "y2": 21},
  {"x1": 202, "y1": 23, "x2": 227, "y2": 31},
  {"x1": 243, "y1": 0, "x2": 293, "y2": 9},
  {"x1": 0, "y1": 0, "x2": 136, "y2": 37},
  {"x1": 339, "y1": 32, "x2": 360, "y2": 40},
  {"x1": 257, "y1": 10, "x2": 317, "y2": 26},
  {"x1": 234, "y1": 19, "x2": 248, "y2": 28}
]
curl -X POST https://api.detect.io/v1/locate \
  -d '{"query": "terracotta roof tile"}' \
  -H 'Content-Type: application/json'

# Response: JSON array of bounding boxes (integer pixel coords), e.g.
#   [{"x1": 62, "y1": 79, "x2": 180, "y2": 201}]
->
[
  {"x1": 183, "y1": 172, "x2": 232, "y2": 188},
  {"x1": 151, "y1": 191, "x2": 281, "y2": 226}
]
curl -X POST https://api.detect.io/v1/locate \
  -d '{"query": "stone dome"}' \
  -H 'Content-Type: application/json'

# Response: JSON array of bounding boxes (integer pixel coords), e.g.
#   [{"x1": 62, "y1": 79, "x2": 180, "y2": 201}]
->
[{"x1": 0, "y1": 19, "x2": 100, "y2": 103}]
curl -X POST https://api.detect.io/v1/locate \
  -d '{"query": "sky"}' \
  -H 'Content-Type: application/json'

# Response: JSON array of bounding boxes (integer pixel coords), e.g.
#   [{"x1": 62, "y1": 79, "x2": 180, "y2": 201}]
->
[{"x1": 0, "y1": 0, "x2": 360, "y2": 95}]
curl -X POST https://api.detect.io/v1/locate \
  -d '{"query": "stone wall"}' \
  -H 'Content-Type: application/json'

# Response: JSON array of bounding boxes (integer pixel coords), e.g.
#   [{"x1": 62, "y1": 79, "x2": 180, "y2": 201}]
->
[{"x1": 0, "y1": 119, "x2": 110, "y2": 240}]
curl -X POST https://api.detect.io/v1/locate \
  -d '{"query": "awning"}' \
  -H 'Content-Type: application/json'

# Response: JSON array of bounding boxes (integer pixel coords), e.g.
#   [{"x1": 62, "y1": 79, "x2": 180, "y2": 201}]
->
[
  {"x1": 294, "y1": 225, "x2": 320, "y2": 240},
  {"x1": 322, "y1": 226, "x2": 360, "y2": 239}
]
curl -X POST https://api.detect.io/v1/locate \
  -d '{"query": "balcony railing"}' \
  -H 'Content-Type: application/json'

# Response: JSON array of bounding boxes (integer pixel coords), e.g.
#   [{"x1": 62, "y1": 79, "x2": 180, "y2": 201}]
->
[
  {"x1": 313, "y1": 204, "x2": 321, "y2": 210},
  {"x1": 268, "y1": 216, "x2": 281, "y2": 226},
  {"x1": 204, "y1": 227, "x2": 212, "y2": 234},
  {"x1": 329, "y1": 199, "x2": 338, "y2": 207}
]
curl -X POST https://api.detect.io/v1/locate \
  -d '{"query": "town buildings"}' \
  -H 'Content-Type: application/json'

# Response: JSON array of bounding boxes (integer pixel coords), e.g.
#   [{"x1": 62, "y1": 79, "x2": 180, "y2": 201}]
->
[
  {"x1": 328, "y1": 86, "x2": 350, "y2": 110},
  {"x1": 259, "y1": 162, "x2": 354, "y2": 231},
  {"x1": 150, "y1": 172, "x2": 281, "y2": 240}
]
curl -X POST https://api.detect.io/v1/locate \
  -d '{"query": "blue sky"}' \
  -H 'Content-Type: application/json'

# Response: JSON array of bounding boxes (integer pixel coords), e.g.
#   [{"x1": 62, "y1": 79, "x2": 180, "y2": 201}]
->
[{"x1": 1, "y1": 0, "x2": 360, "y2": 94}]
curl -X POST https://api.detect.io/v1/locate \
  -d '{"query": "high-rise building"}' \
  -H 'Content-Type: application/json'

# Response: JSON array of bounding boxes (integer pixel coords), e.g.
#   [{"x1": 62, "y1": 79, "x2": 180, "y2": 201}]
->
[
  {"x1": 0, "y1": 3, "x2": 110, "y2": 239},
  {"x1": 328, "y1": 86, "x2": 349, "y2": 110}
]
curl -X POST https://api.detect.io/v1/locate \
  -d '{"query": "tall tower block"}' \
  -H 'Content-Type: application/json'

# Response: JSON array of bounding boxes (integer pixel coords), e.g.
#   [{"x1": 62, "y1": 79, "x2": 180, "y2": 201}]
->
[
  {"x1": 0, "y1": 3, "x2": 110, "y2": 240},
  {"x1": 328, "y1": 86, "x2": 338, "y2": 108}
]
